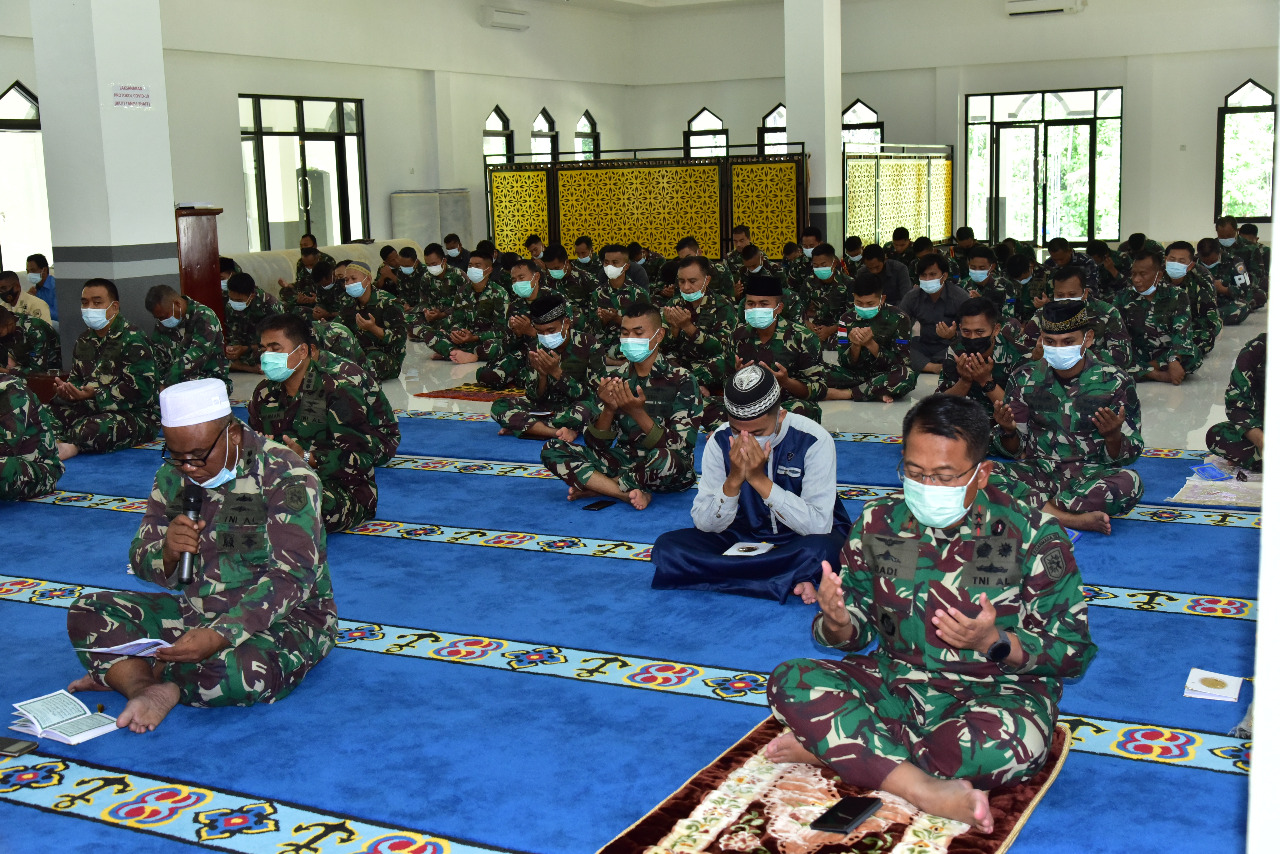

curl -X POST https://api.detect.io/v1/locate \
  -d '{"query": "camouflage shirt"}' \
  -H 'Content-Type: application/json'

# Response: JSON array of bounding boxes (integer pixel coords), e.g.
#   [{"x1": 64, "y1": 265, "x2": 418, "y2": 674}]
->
[
  {"x1": 338, "y1": 288, "x2": 408, "y2": 372},
  {"x1": 803, "y1": 270, "x2": 855, "y2": 326},
  {"x1": 593, "y1": 278, "x2": 651, "y2": 349},
  {"x1": 730, "y1": 316, "x2": 827, "y2": 403},
  {"x1": 1111, "y1": 281, "x2": 1195, "y2": 373},
  {"x1": 816, "y1": 489, "x2": 1097, "y2": 698},
  {"x1": 661, "y1": 291, "x2": 737, "y2": 387},
  {"x1": 67, "y1": 313, "x2": 159, "y2": 420},
  {"x1": 129, "y1": 426, "x2": 338, "y2": 651},
  {"x1": 152, "y1": 301, "x2": 230, "y2": 389},
  {"x1": 964, "y1": 275, "x2": 1019, "y2": 318},
  {"x1": 0, "y1": 313, "x2": 61, "y2": 375},
  {"x1": 1003, "y1": 353, "x2": 1144, "y2": 467},
  {"x1": 514, "y1": 327, "x2": 606, "y2": 411},
  {"x1": 314, "y1": 320, "x2": 366, "y2": 365},
  {"x1": 836, "y1": 305, "x2": 913, "y2": 378},
  {"x1": 935, "y1": 322, "x2": 1024, "y2": 415},
  {"x1": 0, "y1": 374, "x2": 63, "y2": 491},
  {"x1": 418, "y1": 266, "x2": 467, "y2": 311},
  {"x1": 440, "y1": 278, "x2": 511, "y2": 350},
  {"x1": 293, "y1": 252, "x2": 337, "y2": 289},
  {"x1": 224, "y1": 291, "x2": 282, "y2": 352},
  {"x1": 1021, "y1": 298, "x2": 1133, "y2": 370},
  {"x1": 547, "y1": 267, "x2": 597, "y2": 312},
  {"x1": 586, "y1": 355, "x2": 702, "y2": 469},
  {"x1": 315, "y1": 282, "x2": 351, "y2": 316},
  {"x1": 1223, "y1": 333, "x2": 1266, "y2": 433}
]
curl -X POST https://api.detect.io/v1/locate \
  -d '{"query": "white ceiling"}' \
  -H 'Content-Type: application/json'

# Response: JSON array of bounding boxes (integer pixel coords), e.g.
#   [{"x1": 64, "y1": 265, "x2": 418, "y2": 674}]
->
[{"x1": 530, "y1": 0, "x2": 777, "y2": 12}]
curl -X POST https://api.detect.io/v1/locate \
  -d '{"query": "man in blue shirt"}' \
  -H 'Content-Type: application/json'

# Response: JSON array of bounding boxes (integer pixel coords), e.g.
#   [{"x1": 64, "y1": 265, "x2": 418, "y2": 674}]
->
[
  {"x1": 651, "y1": 365, "x2": 851, "y2": 602},
  {"x1": 25, "y1": 253, "x2": 57, "y2": 327}
]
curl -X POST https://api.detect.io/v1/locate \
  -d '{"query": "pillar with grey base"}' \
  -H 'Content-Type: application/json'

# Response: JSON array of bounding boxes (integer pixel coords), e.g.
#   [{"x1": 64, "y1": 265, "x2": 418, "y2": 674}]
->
[{"x1": 783, "y1": 0, "x2": 844, "y2": 243}]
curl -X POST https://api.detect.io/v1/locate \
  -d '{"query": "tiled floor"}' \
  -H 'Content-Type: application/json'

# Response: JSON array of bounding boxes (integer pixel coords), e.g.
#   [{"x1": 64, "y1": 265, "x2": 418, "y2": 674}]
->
[{"x1": 231, "y1": 308, "x2": 1268, "y2": 452}]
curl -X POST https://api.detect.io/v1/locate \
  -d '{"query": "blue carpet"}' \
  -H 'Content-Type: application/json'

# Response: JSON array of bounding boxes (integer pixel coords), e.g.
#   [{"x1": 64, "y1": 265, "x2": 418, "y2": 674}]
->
[{"x1": 0, "y1": 420, "x2": 1252, "y2": 853}]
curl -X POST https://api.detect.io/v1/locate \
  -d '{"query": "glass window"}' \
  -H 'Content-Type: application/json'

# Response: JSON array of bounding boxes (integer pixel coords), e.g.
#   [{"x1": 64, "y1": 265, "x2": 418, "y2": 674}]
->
[
  {"x1": 992, "y1": 93, "x2": 1042, "y2": 122},
  {"x1": 0, "y1": 82, "x2": 38, "y2": 122},
  {"x1": 574, "y1": 111, "x2": 600, "y2": 161},
  {"x1": 531, "y1": 108, "x2": 557, "y2": 164},
  {"x1": 1217, "y1": 81, "x2": 1276, "y2": 220},
  {"x1": 484, "y1": 106, "x2": 513, "y2": 166},
  {"x1": 966, "y1": 95, "x2": 991, "y2": 124},
  {"x1": 1096, "y1": 88, "x2": 1122, "y2": 118},
  {"x1": 966, "y1": 125, "x2": 991, "y2": 242},
  {"x1": 842, "y1": 101, "x2": 883, "y2": 153},
  {"x1": 686, "y1": 108, "x2": 727, "y2": 157},
  {"x1": 239, "y1": 94, "x2": 369, "y2": 249},
  {"x1": 760, "y1": 103, "x2": 787, "y2": 155},
  {"x1": 689, "y1": 108, "x2": 723, "y2": 132},
  {"x1": 1228, "y1": 81, "x2": 1274, "y2": 108},
  {"x1": 0, "y1": 81, "x2": 51, "y2": 264},
  {"x1": 1045, "y1": 90, "x2": 1096, "y2": 120},
  {"x1": 843, "y1": 101, "x2": 878, "y2": 125}
]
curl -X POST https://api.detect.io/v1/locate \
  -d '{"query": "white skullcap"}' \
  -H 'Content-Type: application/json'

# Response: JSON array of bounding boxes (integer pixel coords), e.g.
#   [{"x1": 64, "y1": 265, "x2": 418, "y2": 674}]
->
[{"x1": 160, "y1": 378, "x2": 231, "y2": 428}]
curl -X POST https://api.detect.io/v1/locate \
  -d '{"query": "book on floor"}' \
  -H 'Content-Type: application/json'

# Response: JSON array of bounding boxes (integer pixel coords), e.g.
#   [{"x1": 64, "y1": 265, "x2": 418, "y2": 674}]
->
[
  {"x1": 723, "y1": 542, "x2": 776, "y2": 557},
  {"x1": 1184, "y1": 668, "x2": 1243, "y2": 702},
  {"x1": 10, "y1": 690, "x2": 118, "y2": 744},
  {"x1": 82, "y1": 638, "x2": 173, "y2": 657}
]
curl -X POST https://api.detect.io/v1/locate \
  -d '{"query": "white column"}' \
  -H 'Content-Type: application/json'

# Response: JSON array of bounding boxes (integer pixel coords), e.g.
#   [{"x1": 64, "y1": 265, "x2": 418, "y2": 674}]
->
[
  {"x1": 29, "y1": 0, "x2": 178, "y2": 348},
  {"x1": 783, "y1": 0, "x2": 842, "y2": 243}
]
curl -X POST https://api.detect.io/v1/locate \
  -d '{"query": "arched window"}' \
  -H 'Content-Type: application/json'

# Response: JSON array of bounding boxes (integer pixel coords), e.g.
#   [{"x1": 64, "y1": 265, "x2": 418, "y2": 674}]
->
[
  {"x1": 483, "y1": 105, "x2": 513, "y2": 166},
  {"x1": 841, "y1": 100, "x2": 883, "y2": 152},
  {"x1": 1217, "y1": 80, "x2": 1277, "y2": 221},
  {"x1": 531, "y1": 108, "x2": 557, "y2": 163},
  {"x1": 574, "y1": 111, "x2": 600, "y2": 161},
  {"x1": 758, "y1": 103, "x2": 786, "y2": 156},
  {"x1": 684, "y1": 108, "x2": 727, "y2": 157},
  {"x1": 0, "y1": 81, "x2": 52, "y2": 265}
]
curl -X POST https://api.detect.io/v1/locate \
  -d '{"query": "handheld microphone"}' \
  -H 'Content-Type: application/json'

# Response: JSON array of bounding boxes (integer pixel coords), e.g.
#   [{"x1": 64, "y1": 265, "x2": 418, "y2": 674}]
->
[{"x1": 178, "y1": 481, "x2": 202, "y2": 585}]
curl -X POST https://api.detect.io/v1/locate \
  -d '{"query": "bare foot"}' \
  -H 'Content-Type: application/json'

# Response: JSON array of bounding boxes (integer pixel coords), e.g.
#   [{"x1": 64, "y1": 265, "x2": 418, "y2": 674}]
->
[
  {"x1": 450, "y1": 349, "x2": 479, "y2": 364},
  {"x1": 764, "y1": 731, "x2": 821, "y2": 765},
  {"x1": 567, "y1": 485, "x2": 600, "y2": 501},
  {"x1": 555, "y1": 427, "x2": 579, "y2": 442},
  {"x1": 628, "y1": 488, "x2": 651, "y2": 510},
  {"x1": 116, "y1": 682, "x2": 181, "y2": 733},
  {"x1": 67, "y1": 672, "x2": 111, "y2": 693},
  {"x1": 1053, "y1": 508, "x2": 1111, "y2": 535},
  {"x1": 881, "y1": 394, "x2": 895, "y2": 403},
  {"x1": 915, "y1": 779, "x2": 993, "y2": 834},
  {"x1": 793, "y1": 581, "x2": 817, "y2": 604},
  {"x1": 498, "y1": 428, "x2": 511, "y2": 435},
  {"x1": 57, "y1": 442, "x2": 79, "y2": 461}
]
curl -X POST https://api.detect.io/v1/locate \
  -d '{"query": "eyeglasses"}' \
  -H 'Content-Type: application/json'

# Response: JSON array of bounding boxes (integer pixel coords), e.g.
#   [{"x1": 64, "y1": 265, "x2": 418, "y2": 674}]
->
[
  {"x1": 897, "y1": 461, "x2": 978, "y2": 486},
  {"x1": 161, "y1": 423, "x2": 228, "y2": 468}
]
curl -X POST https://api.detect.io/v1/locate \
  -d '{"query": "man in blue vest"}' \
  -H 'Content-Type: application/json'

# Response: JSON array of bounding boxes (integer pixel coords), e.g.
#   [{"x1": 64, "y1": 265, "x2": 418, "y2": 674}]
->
[{"x1": 650, "y1": 365, "x2": 851, "y2": 602}]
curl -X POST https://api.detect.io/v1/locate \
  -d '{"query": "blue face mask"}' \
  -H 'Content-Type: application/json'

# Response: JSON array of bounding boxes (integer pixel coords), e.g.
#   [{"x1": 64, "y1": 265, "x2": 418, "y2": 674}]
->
[
  {"x1": 1043, "y1": 342, "x2": 1085, "y2": 371},
  {"x1": 1219, "y1": 237, "x2": 1237, "y2": 247},
  {"x1": 82, "y1": 305, "x2": 113, "y2": 331},
  {"x1": 854, "y1": 303, "x2": 882, "y2": 319},
  {"x1": 902, "y1": 466, "x2": 979, "y2": 528},
  {"x1": 537, "y1": 330, "x2": 565, "y2": 350},
  {"x1": 919, "y1": 278, "x2": 943, "y2": 294},
  {"x1": 1165, "y1": 261, "x2": 1189, "y2": 280},
  {"x1": 680, "y1": 289, "x2": 704, "y2": 302},
  {"x1": 848, "y1": 254, "x2": 863, "y2": 264},
  {"x1": 968, "y1": 268, "x2": 990, "y2": 283},
  {"x1": 345, "y1": 282, "x2": 367, "y2": 298},
  {"x1": 548, "y1": 268, "x2": 566, "y2": 280},
  {"x1": 1018, "y1": 276, "x2": 1032, "y2": 286},
  {"x1": 261, "y1": 344, "x2": 302, "y2": 382},
  {"x1": 193, "y1": 425, "x2": 239, "y2": 490},
  {"x1": 227, "y1": 299, "x2": 248, "y2": 312},
  {"x1": 813, "y1": 266, "x2": 834, "y2": 281},
  {"x1": 744, "y1": 306, "x2": 777, "y2": 329},
  {"x1": 160, "y1": 305, "x2": 182, "y2": 329},
  {"x1": 512, "y1": 281, "x2": 534, "y2": 299},
  {"x1": 399, "y1": 265, "x2": 415, "y2": 275},
  {"x1": 619, "y1": 330, "x2": 661, "y2": 363}
]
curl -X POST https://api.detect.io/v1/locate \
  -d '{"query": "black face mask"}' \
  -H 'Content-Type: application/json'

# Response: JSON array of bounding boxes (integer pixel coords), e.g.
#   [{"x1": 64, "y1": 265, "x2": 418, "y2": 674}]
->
[{"x1": 958, "y1": 335, "x2": 992, "y2": 355}]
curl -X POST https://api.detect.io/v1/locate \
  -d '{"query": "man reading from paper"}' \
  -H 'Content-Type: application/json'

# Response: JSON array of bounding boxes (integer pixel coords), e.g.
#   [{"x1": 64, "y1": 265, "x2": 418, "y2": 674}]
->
[
  {"x1": 65, "y1": 378, "x2": 337, "y2": 732},
  {"x1": 651, "y1": 365, "x2": 851, "y2": 602}
]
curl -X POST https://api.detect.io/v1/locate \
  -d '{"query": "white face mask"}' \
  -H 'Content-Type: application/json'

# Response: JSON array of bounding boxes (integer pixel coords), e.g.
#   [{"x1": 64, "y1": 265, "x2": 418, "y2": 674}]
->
[
  {"x1": 467, "y1": 267, "x2": 486, "y2": 284},
  {"x1": 445, "y1": 247, "x2": 461, "y2": 257},
  {"x1": 801, "y1": 246, "x2": 814, "y2": 258},
  {"x1": 902, "y1": 466, "x2": 979, "y2": 529},
  {"x1": 426, "y1": 264, "x2": 445, "y2": 276},
  {"x1": 603, "y1": 264, "x2": 626, "y2": 280},
  {"x1": 919, "y1": 278, "x2": 943, "y2": 295},
  {"x1": 193, "y1": 424, "x2": 240, "y2": 490}
]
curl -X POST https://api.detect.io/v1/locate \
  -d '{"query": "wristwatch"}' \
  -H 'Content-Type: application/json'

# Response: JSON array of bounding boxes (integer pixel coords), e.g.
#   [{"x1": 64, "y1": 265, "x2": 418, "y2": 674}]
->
[
  {"x1": 981, "y1": 379, "x2": 998, "y2": 394},
  {"x1": 985, "y1": 628, "x2": 1011, "y2": 663}
]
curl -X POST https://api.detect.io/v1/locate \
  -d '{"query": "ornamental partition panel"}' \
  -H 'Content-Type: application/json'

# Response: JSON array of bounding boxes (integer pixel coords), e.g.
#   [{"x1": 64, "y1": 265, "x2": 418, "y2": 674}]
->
[
  {"x1": 844, "y1": 146, "x2": 953, "y2": 247},
  {"x1": 487, "y1": 151, "x2": 806, "y2": 260}
]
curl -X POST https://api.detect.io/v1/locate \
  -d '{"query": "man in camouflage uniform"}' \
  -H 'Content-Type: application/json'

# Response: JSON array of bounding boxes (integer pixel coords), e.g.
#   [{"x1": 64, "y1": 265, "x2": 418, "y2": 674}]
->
[
  {"x1": 276, "y1": 244, "x2": 334, "y2": 307},
  {"x1": 1198, "y1": 237, "x2": 1254, "y2": 325},
  {"x1": 338, "y1": 261, "x2": 407, "y2": 382},
  {"x1": 1216, "y1": 216, "x2": 1267, "y2": 308},
  {"x1": 961, "y1": 245, "x2": 1018, "y2": 318},
  {"x1": 0, "y1": 373, "x2": 63, "y2": 500},
  {"x1": 65, "y1": 378, "x2": 337, "y2": 733},
  {"x1": 1162, "y1": 241, "x2": 1221, "y2": 361},
  {"x1": 675, "y1": 236, "x2": 735, "y2": 303},
  {"x1": 990, "y1": 301, "x2": 1144, "y2": 534},
  {"x1": 407, "y1": 244, "x2": 463, "y2": 343},
  {"x1": 313, "y1": 260, "x2": 353, "y2": 322},
  {"x1": 313, "y1": 319, "x2": 365, "y2": 365},
  {"x1": 146, "y1": 284, "x2": 230, "y2": 392},
  {"x1": 592, "y1": 244, "x2": 650, "y2": 354},
  {"x1": 767, "y1": 394, "x2": 1096, "y2": 833},
  {"x1": 477, "y1": 259, "x2": 570, "y2": 388},
  {"x1": 1085, "y1": 240, "x2": 1132, "y2": 300},
  {"x1": 384, "y1": 246, "x2": 427, "y2": 309},
  {"x1": 629, "y1": 242, "x2": 668, "y2": 298},
  {"x1": 425, "y1": 253, "x2": 508, "y2": 365},
  {"x1": 660, "y1": 256, "x2": 735, "y2": 393},
  {"x1": 542, "y1": 244, "x2": 596, "y2": 314},
  {"x1": 0, "y1": 304, "x2": 61, "y2": 375},
  {"x1": 541, "y1": 302, "x2": 701, "y2": 511},
  {"x1": 1004, "y1": 255, "x2": 1048, "y2": 324},
  {"x1": 1113, "y1": 251, "x2": 1199, "y2": 383},
  {"x1": 223, "y1": 273, "x2": 282, "y2": 373},
  {"x1": 885, "y1": 227, "x2": 915, "y2": 268},
  {"x1": 803, "y1": 243, "x2": 854, "y2": 347},
  {"x1": 723, "y1": 225, "x2": 753, "y2": 279},
  {"x1": 491, "y1": 293, "x2": 604, "y2": 441},
  {"x1": 709, "y1": 274, "x2": 824, "y2": 426},
  {"x1": 298, "y1": 234, "x2": 336, "y2": 279},
  {"x1": 572, "y1": 236, "x2": 605, "y2": 280},
  {"x1": 278, "y1": 257, "x2": 322, "y2": 318},
  {"x1": 1240, "y1": 222, "x2": 1270, "y2": 297},
  {"x1": 248, "y1": 314, "x2": 398, "y2": 532},
  {"x1": 1019, "y1": 266, "x2": 1132, "y2": 370},
  {"x1": 936, "y1": 297, "x2": 1022, "y2": 423},
  {"x1": 50, "y1": 278, "x2": 159, "y2": 460},
  {"x1": 1044, "y1": 237, "x2": 1100, "y2": 293},
  {"x1": 1206, "y1": 333, "x2": 1266, "y2": 473},
  {"x1": 824, "y1": 271, "x2": 917, "y2": 403}
]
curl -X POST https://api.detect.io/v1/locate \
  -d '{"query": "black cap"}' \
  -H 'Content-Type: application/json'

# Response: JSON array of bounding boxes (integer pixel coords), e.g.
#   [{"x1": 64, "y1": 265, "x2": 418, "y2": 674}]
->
[
  {"x1": 1041, "y1": 299, "x2": 1090, "y2": 332},
  {"x1": 530, "y1": 293, "x2": 568, "y2": 325},
  {"x1": 744, "y1": 274, "x2": 784, "y2": 297}
]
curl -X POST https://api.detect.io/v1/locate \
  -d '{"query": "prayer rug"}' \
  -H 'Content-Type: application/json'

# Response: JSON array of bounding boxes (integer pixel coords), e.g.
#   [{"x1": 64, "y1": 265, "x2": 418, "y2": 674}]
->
[
  {"x1": 414, "y1": 382, "x2": 524, "y2": 402},
  {"x1": 598, "y1": 720, "x2": 1069, "y2": 854}
]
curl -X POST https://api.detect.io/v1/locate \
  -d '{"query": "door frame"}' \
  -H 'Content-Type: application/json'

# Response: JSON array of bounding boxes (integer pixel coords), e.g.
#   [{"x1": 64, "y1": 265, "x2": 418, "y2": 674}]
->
[{"x1": 992, "y1": 122, "x2": 1041, "y2": 245}]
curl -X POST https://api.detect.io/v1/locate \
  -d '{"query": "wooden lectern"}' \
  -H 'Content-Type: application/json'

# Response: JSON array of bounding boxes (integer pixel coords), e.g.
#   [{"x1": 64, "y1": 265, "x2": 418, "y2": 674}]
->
[{"x1": 175, "y1": 208, "x2": 225, "y2": 323}]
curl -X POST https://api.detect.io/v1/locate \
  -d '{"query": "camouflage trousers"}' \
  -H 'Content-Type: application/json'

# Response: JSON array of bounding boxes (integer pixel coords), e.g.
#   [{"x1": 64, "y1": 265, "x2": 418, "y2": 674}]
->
[
  {"x1": 50, "y1": 402, "x2": 157, "y2": 454},
  {"x1": 1218, "y1": 297, "x2": 1252, "y2": 326},
  {"x1": 989, "y1": 459, "x2": 1143, "y2": 515},
  {"x1": 1206, "y1": 421, "x2": 1263, "y2": 473},
  {"x1": 767, "y1": 656, "x2": 1054, "y2": 790},
  {"x1": 540, "y1": 438, "x2": 695, "y2": 495},
  {"x1": 0, "y1": 453, "x2": 63, "y2": 501},
  {"x1": 475, "y1": 352, "x2": 525, "y2": 390},
  {"x1": 321, "y1": 474, "x2": 377, "y2": 533},
  {"x1": 701, "y1": 396, "x2": 822, "y2": 432},
  {"x1": 1189, "y1": 323, "x2": 1218, "y2": 359},
  {"x1": 426, "y1": 332, "x2": 502, "y2": 362},
  {"x1": 364, "y1": 347, "x2": 404, "y2": 383},
  {"x1": 68, "y1": 591, "x2": 334, "y2": 708},
  {"x1": 826, "y1": 363, "x2": 919, "y2": 401},
  {"x1": 490, "y1": 397, "x2": 595, "y2": 437}
]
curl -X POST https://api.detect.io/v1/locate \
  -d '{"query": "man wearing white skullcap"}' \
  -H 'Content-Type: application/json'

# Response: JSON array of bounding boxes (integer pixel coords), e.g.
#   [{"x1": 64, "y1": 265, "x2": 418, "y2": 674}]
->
[
  {"x1": 651, "y1": 365, "x2": 850, "y2": 602},
  {"x1": 64, "y1": 378, "x2": 337, "y2": 733}
]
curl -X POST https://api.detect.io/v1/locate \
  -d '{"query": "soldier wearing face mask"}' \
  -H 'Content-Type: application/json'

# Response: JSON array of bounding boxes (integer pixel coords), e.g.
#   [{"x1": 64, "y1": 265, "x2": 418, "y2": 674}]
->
[
  {"x1": 936, "y1": 298, "x2": 1021, "y2": 433},
  {"x1": 661, "y1": 255, "x2": 736, "y2": 395},
  {"x1": 1197, "y1": 237, "x2": 1253, "y2": 326},
  {"x1": 145, "y1": 284, "x2": 230, "y2": 393},
  {"x1": 991, "y1": 299, "x2": 1144, "y2": 535},
  {"x1": 1019, "y1": 267, "x2": 1133, "y2": 370},
  {"x1": 674, "y1": 235, "x2": 735, "y2": 302},
  {"x1": 1215, "y1": 215, "x2": 1267, "y2": 308},
  {"x1": 338, "y1": 261, "x2": 408, "y2": 381},
  {"x1": 733, "y1": 244, "x2": 786, "y2": 306},
  {"x1": 961, "y1": 245, "x2": 1016, "y2": 318},
  {"x1": 651, "y1": 365, "x2": 851, "y2": 602},
  {"x1": 0, "y1": 303, "x2": 61, "y2": 375},
  {"x1": 1113, "y1": 250, "x2": 1198, "y2": 384},
  {"x1": 899, "y1": 254, "x2": 969, "y2": 374},
  {"x1": 824, "y1": 272, "x2": 916, "y2": 403},
  {"x1": 1159, "y1": 241, "x2": 1221, "y2": 361},
  {"x1": 592, "y1": 244, "x2": 650, "y2": 355}
]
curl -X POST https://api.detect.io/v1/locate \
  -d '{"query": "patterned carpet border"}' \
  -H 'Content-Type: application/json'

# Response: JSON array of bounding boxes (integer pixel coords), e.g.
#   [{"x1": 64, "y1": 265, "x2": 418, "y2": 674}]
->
[
  {"x1": 0, "y1": 750, "x2": 520, "y2": 854},
  {"x1": 0, "y1": 574, "x2": 1252, "y2": 777}
]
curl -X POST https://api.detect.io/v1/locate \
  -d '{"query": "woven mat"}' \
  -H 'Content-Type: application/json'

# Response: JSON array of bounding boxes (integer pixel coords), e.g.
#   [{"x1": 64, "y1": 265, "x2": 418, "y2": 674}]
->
[
  {"x1": 1168, "y1": 456, "x2": 1262, "y2": 508},
  {"x1": 598, "y1": 719, "x2": 1070, "y2": 854},
  {"x1": 413, "y1": 383, "x2": 524, "y2": 402}
]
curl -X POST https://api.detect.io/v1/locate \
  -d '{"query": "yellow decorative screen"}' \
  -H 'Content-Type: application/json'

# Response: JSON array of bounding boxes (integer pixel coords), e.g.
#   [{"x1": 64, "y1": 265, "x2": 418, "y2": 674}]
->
[
  {"x1": 490, "y1": 171, "x2": 549, "y2": 256},
  {"x1": 877, "y1": 160, "x2": 930, "y2": 245},
  {"x1": 844, "y1": 154, "x2": 952, "y2": 246},
  {"x1": 929, "y1": 159, "x2": 953, "y2": 242},
  {"x1": 731, "y1": 163, "x2": 797, "y2": 261},
  {"x1": 845, "y1": 159, "x2": 877, "y2": 245},
  {"x1": 558, "y1": 165, "x2": 721, "y2": 260}
]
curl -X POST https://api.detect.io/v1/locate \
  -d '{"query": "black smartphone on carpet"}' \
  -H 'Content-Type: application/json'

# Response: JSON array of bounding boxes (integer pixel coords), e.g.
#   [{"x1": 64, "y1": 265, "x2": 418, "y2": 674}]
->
[
  {"x1": 810, "y1": 796, "x2": 882, "y2": 833},
  {"x1": 582, "y1": 499, "x2": 616, "y2": 511},
  {"x1": 0, "y1": 737, "x2": 38, "y2": 757}
]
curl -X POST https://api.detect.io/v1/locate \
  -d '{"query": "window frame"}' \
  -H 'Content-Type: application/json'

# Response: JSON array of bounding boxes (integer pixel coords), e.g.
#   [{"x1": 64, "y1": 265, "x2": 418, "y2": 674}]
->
[
  {"x1": 484, "y1": 104, "x2": 515, "y2": 166},
  {"x1": 1215, "y1": 79, "x2": 1278, "y2": 223},
  {"x1": 238, "y1": 93, "x2": 369, "y2": 251},
  {"x1": 574, "y1": 110, "x2": 600, "y2": 161},
  {"x1": 531, "y1": 107, "x2": 559, "y2": 163},
  {"x1": 757, "y1": 102, "x2": 787, "y2": 156},
  {"x1": 841, "y1": 99, "x2": 884, "y2": 152},
  {"x1": 0, "y1": 80, "x2": 39, "y2": 131},
  {"x1": 683, "y1": 107, "x2": 728, "y2": 158}
]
